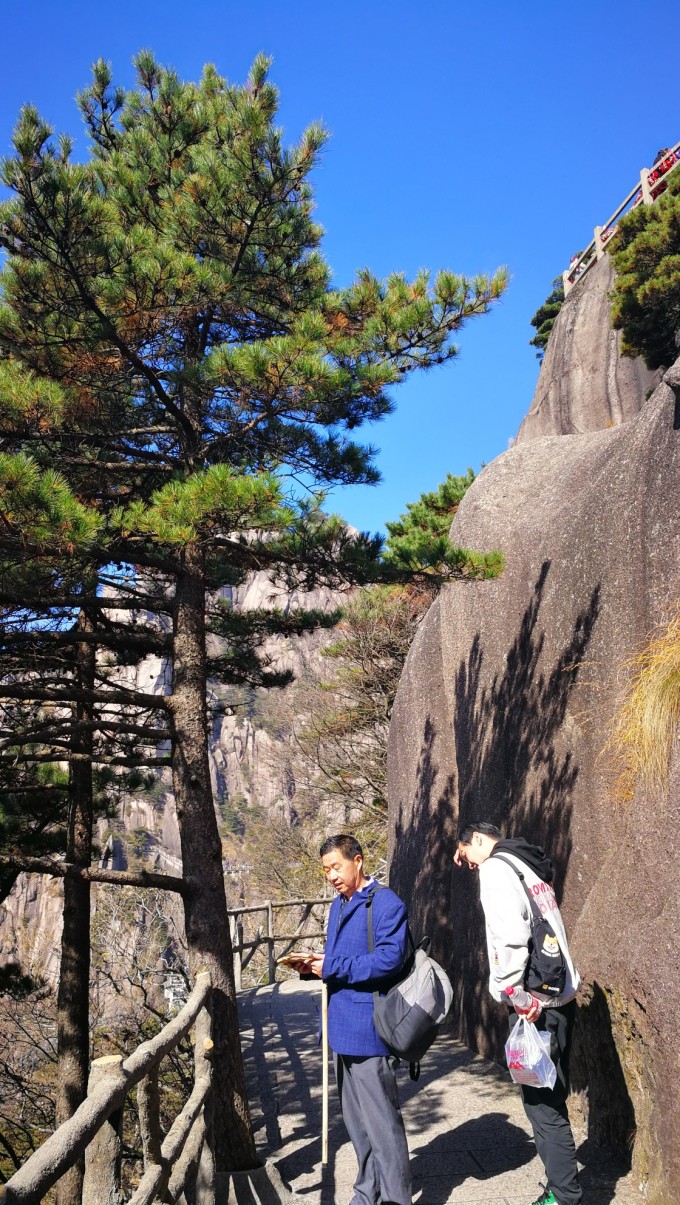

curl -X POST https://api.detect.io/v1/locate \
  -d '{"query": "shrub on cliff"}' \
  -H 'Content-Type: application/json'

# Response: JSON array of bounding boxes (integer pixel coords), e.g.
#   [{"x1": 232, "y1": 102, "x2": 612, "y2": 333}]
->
[
  {"x1": 529, "y1": 276, "x2": 565, "y2": 360},
  {"x1": 246, "y1": 469, "x2": 488, "y2": 890},
  {"x1": 608, "y1": 606, "x2": 680, "y2": 801},
  {"x1": 610, "y1": 166, "x2": 680, "y2": 369}
]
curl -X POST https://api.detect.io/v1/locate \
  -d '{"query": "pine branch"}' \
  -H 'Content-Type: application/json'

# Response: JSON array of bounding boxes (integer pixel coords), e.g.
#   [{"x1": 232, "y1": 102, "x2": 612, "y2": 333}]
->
[
  {"x1": 0, "y1": 683, "x2": 168, "y2": 708},
  {"x1": 0, "y1": 854, "x2": 187, "y2": 895}
]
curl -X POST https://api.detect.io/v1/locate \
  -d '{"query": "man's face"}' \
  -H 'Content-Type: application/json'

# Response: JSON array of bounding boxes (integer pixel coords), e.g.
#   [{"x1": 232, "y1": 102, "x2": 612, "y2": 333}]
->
[
  {"x1": 322, "y1": 848, "x2": 364, "y2": 897},
  {"x1": 456, "y1": 833, "x2": 492, "y2": 870}
]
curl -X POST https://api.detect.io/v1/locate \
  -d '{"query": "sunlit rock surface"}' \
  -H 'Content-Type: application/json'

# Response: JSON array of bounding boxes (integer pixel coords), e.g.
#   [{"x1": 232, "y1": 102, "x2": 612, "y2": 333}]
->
[{"x1": 516, "y1": 255, "x2": 660, "y2": 443}]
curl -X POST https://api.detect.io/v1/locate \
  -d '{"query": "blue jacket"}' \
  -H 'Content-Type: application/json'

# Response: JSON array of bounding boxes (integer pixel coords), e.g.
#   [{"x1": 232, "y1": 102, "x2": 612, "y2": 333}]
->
[{"x1": 322, "y1": 882, "x2": 409, "y2": 1056}]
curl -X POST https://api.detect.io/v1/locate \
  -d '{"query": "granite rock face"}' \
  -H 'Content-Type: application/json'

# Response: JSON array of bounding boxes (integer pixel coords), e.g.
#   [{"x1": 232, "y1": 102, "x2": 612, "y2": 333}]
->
[
  {"x1": 516, "y1": 255, "x2": 660, "y2": 442},
  {"x1": 388, "y1": 355, "x2": 680, "y2": 1199}
]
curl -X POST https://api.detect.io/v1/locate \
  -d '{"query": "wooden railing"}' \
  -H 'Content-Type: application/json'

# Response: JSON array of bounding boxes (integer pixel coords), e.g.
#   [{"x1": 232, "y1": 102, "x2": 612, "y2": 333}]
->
[
  {"x1": 229, "y1": 896, "x2": 331, "y2": 990},
  {"x1": 0, "y1": 895, "x2": 333, "y2": 1202},
  {"x1": 563, "y1": 141, "x2": 680, "y2": 295},
  {"x1": 0, "y1": 972, "x2": 213, "y2": 1205}
]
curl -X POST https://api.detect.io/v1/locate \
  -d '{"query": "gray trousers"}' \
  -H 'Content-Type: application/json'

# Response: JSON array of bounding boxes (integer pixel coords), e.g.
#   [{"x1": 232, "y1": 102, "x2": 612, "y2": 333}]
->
[
  {"x1": 334, "y1": 1052, "x2": 412, "y2": 1205},
  {"x1": 519, "y1": 1001, "x2": 582, "y2": 1205}
]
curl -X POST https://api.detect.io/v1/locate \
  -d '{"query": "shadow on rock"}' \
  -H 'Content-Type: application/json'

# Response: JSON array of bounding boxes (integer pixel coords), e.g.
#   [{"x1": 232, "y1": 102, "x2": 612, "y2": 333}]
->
[
  {"x1": 451, "y1": 561, "x2": 601, "y2": 1058},
  {"x1": 571, "y1": 982, "x2": 636, "y2": 1165},
  {"x1": 575, "y1": 1134, "x2": 638, "y2": 1205},
  {"x1": 391, "y1": 711, "x2": 456, "y2": 969}
]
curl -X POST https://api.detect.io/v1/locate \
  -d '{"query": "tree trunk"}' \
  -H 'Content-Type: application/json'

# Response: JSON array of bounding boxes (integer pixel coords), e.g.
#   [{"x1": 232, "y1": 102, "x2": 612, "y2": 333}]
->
[
  {"x1": 171, "y1": 542, "x2": 257, "y2": 1187},
  {"x1": 56, "y1": 610, "x2": 95, "y2": 1205}
]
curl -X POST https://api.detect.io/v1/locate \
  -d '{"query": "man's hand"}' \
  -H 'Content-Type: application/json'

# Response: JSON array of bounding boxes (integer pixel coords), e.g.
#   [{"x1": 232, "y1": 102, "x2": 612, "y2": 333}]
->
[
  {"x1": 307, "y1": 956, "x2": 324, "y2": 979},
  {"x1": 453, "y1": 847, "x2": 477, "y2": 871},
  {"x1": 513, "y1": 995, "x2": 542, "y2": 1022}
]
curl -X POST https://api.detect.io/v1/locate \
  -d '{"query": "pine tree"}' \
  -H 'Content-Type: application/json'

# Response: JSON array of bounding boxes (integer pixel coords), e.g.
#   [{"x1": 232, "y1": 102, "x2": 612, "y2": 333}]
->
[
  {"x1": 610, "y1": 166, "x2": 680, "y2": 369},
  {"x1": 383, "y1": 468, "x2": 498, "y2": 574},
  {"x1": 529, "y1": 276, "x2": 565, "y2": 360},
  {"x1": 0, "y1": 423, "x2": 169, "y2": 1201},
  {"x1": 0, "y1": 52, "x2": 507, "y2": 1183},
  {"x1": 261, "y1": 469, "x2": 487, "y2": 877}
]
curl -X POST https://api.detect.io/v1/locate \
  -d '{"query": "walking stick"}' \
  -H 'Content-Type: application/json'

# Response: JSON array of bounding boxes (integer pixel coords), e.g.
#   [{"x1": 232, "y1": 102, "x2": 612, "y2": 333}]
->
[{"x1": 321, "y1": 979, "x2": 329, "y2": 1165}]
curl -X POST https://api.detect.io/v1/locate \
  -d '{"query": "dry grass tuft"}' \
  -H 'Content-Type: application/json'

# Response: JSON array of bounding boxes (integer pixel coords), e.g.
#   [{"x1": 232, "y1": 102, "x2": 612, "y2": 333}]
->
[{"x1": 608, "y1": 607, "x2": 680, "y2": 801}]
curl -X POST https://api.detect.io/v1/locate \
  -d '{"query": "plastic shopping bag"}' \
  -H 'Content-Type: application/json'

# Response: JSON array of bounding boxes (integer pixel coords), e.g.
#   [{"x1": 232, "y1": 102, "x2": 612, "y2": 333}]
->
[{"x1": 504, "y1": 1016, "x2": 557, "y2": 1089}]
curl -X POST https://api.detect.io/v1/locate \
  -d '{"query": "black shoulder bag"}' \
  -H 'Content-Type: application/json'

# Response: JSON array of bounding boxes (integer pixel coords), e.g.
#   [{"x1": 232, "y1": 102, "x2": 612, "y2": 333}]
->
[{"x1": 492, "y1": 854, "x2": 567, "y2": 997}]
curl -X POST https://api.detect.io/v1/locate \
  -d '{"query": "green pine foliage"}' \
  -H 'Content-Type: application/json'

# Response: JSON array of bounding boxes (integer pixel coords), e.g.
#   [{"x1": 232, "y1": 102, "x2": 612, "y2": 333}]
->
[
  {"x1": 0, "y1": 756, "x2": 69, "y2": 900},
  {"x1": 610, "y1": 166, "x2": 680, "y2": 369},
  {"x1": 0, "y1": 54, "x2": 507, "y2": 1166},
  {"x1": 529, "y1": 276, "x2": 565, "y2": 359},
  {"x1": 0, "y1": 451, "x2": 101, "y2": 554},
  {"x1": 383, "y1": 469, "x2": 502, "y2": 578}
]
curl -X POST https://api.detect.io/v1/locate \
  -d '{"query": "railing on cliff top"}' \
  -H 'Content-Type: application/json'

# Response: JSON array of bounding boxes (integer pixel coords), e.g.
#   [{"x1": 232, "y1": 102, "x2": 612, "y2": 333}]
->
[
  {"x1": 563, "y1": 141, "x2": 680, "y2": 296},
  {"x1": 0, "y1": 895, "x2": 332, "y2": 1204}
]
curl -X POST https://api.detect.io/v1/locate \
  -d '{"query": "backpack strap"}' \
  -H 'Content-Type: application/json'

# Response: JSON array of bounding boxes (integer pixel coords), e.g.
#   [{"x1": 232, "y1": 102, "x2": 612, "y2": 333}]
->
[
  {"x1": 366, "y1": 886, "x2": 389, "y2": 1019},
  {"x1": 365, "y1": 882, "x2": 382, "y2": 954},
  {"x1": 491, "y1": 853, "x2": 544, "y2": 923},
  {"x1": 492, "y1": 853, "x2": 564, "y2": 961},
  {"x1": 366, "y1": 884, "x2": 416, "y2": 957},
  {"x1": 366, "y1": 886, "x2": 419, "y2": 1079}
]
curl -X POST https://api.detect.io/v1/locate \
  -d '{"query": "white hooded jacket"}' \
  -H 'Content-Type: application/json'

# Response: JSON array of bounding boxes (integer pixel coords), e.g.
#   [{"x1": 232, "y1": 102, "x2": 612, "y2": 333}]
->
[{"x1": 478, "y1": 845, "x2": 580, "y2": 1007}]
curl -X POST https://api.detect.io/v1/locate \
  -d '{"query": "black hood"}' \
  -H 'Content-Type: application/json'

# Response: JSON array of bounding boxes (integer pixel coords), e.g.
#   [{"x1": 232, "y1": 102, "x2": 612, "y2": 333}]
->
[{"x1": 491, "y1": 837, "x2": 554, "y2": 883}]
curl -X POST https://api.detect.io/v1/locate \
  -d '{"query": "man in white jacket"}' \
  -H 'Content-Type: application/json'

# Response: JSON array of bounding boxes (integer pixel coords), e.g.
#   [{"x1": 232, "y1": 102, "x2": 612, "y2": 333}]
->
[{"x1": 455, "y1": 820, "x2": 582, "y2": 1205}]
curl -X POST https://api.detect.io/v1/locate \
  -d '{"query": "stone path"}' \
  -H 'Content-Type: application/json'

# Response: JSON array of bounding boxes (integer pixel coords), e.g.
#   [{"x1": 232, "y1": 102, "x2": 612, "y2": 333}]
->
[{"x1": 238, "y1": 980, "x2": 643, "y2": 1205}]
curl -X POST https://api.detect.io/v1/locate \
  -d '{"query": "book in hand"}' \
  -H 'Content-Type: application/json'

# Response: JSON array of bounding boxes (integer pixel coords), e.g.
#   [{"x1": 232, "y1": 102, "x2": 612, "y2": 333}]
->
[{"x1": 276, "y1": 950, "x2": 322, "y2": 968}]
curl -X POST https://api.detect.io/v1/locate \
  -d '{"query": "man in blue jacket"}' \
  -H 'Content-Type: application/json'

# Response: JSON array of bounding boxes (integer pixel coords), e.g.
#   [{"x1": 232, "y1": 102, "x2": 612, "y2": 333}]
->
[{"x1": 304, "y1": 834, "x2": 412, "y2": 1205}]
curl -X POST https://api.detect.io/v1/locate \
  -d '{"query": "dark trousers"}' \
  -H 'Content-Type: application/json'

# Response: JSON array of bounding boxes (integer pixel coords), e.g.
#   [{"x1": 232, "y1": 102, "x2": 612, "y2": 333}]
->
[
  {"x1": 519, "y1": 1000, "x2": 582, "y2": 1205},
  {"x1": 334, "y1": 1052, "x2": 412, "y2": 1205}
]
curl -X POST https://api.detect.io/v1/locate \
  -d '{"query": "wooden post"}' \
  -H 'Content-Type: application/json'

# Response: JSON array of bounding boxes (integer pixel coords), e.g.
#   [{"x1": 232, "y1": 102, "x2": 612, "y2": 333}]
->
[
  {"x1": 593, "y1": 225, "x2": 605, "y2": 260},
  {"x1": 640, "y1": 167, "x2": 653, "y2": 205},
  {"x1": 83, "y1": 1055, "x2": 124, "y2": 1205},
  {"x1": 195, "y1": 1112, "x2": 216, "y2": 1205},
  {"x1": 267, "y1": 900, "x2": 275, "y2": 984},
  {"x1": 137, "y1": 1068, "x2": 162, "y2": 1170},
  {"x1": 194, "y1": 1001, "x2": 215, "y2": 1205}
]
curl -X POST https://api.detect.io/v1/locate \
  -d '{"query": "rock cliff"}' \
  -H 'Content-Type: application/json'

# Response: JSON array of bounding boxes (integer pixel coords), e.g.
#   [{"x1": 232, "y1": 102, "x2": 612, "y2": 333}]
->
[
  {"x1": 388, "y1": 272, "x2": 680, "y2": 1202},
  {"x1": 516, "y1": 255, "x2": 660, "y2": 442}
]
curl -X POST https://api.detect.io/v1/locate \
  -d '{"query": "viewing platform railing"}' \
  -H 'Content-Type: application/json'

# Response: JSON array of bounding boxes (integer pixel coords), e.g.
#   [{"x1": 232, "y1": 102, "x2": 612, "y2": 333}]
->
[{"x1": 563, "y1": 140, "x2": 680, "y2": 295}]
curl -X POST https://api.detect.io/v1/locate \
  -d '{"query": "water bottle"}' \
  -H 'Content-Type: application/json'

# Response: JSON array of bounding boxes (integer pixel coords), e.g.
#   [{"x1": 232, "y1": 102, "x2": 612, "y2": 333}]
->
[{"x1": 504, "y1": 985, "x2": 539, "y2": 1011}]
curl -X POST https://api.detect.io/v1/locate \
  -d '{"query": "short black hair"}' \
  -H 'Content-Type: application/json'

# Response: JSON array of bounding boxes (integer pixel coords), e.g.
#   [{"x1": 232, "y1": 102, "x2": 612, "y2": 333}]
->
[
  {"x1": 319, "y1": 834, "x2": 363, "y2": 860},
  {"x1": 457, "y1": 820, "x2": 502, "y2": 845}
]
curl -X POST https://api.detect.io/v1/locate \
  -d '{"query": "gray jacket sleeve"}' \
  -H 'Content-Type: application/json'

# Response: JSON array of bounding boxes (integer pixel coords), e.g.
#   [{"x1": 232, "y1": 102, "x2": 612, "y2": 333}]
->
[{"x1": 479, "y1": 860, "x2": 531, "y2": 1002}]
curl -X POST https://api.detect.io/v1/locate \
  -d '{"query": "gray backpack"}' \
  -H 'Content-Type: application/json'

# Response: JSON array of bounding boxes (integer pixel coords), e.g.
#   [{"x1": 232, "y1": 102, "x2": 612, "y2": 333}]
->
[{"x1": 367, "y1": 887, "x2": 453, "y2": 1079}]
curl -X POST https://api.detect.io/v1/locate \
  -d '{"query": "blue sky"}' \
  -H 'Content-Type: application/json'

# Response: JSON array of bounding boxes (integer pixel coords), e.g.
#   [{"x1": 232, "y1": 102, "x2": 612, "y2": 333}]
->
[{"x1": 1, "y1": 0, "x2": 677, "y2": 535}]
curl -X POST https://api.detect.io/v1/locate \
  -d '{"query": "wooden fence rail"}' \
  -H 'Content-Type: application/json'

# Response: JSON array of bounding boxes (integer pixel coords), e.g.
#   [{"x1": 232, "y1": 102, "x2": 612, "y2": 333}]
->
[
  {"x1": 0, "y1": 972, "x2": 213, "y2": 1205},
  {"x1": 563, "y1": 140, "x2": 680, "y2": 295},
  {"x1": 0, "y1": 894, "x2": 333, "y2": 1201},
  {"x1": 228, "y1": 896, "x2": 331, "y2": 990}
]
